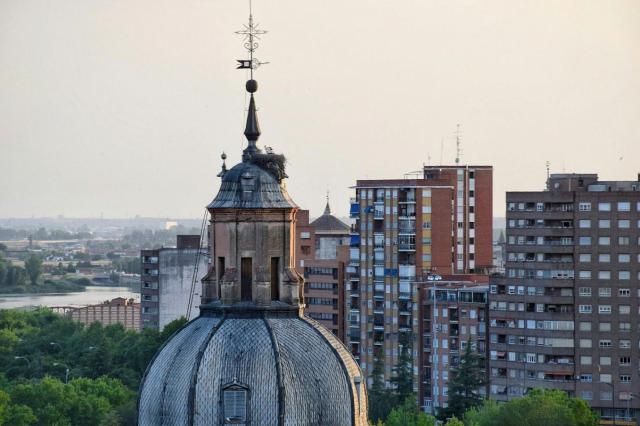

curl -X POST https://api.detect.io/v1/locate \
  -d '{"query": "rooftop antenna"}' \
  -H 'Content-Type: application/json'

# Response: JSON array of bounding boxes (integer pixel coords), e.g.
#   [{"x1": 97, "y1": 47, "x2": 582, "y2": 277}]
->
[
  {"x1": 454, "y1": 123, "x2": 462, "y2": 165},
  {"x1": 546, "y1": 161, "x2": 550, "y2": 180}
]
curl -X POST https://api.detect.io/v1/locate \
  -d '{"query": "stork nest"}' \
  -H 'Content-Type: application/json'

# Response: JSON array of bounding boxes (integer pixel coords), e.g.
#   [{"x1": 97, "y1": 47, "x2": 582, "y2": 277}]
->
[{"x1": 250, "y1": 153, "x2": 288, "y2": 182}]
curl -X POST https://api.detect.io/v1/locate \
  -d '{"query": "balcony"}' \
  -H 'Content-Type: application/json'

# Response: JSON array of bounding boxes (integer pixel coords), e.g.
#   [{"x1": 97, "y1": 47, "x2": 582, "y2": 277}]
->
[{"x1": 398, "y1": 243, "x2": 416, "y2": 251}]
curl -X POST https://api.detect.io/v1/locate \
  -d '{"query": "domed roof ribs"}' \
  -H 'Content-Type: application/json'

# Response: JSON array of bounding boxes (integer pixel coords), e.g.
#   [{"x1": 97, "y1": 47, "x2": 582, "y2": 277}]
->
[
  {"x1": 186, "y1": 314, "x2": 228, "y2": 426},
  {"x1": 263, "y1": 317, "x2": 286, "y2": 426}
]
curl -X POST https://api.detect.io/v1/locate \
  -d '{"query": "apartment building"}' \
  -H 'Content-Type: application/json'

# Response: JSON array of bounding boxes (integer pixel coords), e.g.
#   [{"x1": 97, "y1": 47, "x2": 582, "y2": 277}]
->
[
  {"x1": 346, "y1": 165, "x2": 493, "y2": 405},
  {"x1": 68, "y1": 297, "x2": 140, "y2": 331},
  {"x1": 295, "y1": 203, "x2": 350, "y2": 341},
  {"x1": 489, "y1": 173, "x2": 640, "y2": 422},
  {"x1": 140, "y1": 235, "x2": 208, "y2": 330},
  {"x1": 418, "y1": 279, "x2": 489, "y2": 413}
]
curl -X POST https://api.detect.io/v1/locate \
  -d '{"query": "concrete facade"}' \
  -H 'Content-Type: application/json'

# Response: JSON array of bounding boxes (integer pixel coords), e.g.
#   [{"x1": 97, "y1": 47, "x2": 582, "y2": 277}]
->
[
  {"x1": 140, "y1": 235, "x2": 208, "y2": 330},
  {"x1": 68, "y1": 297, "x2": 140, "y2": 331}
]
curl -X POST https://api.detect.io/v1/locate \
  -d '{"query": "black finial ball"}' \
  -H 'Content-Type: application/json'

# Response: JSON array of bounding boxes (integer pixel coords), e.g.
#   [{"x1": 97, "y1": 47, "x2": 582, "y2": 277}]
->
[
  {"x1": 246, "y1": 79, "x2": 258, "y2": 93},
  {"x1": 221, "y1": 152, "x2": 227, "y2": 160}
]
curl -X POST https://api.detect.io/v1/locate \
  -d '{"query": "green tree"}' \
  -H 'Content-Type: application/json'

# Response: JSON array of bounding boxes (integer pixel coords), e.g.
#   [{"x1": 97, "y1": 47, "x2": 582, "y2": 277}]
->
[
  {"x1": 385, "y1": 396, "x2": 436, "y2": 426},
  {"x1": 24, "y1": 255, "x2": 42, "y2": 286},
  {"x1": 368, "y1": 353, "x2": 393, "y2": 422},
  {"x1": 443, "y1": 338, "x2": 487, "y2": 419},
  {"x1": 445, "y1": 416, "x2": 464, "y2": 426},
  {"x1": 463, "y1": 389, "x2": 599, "y2": 426},
  {"x1": 390, "y1": 332, "x2": 414, "y2": 402}
]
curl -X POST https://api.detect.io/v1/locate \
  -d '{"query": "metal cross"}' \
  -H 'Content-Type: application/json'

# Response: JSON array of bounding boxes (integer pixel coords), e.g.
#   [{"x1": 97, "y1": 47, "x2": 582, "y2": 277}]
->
[{"x1": 235, "y1": 1, "x2": 269, "y2": 78}]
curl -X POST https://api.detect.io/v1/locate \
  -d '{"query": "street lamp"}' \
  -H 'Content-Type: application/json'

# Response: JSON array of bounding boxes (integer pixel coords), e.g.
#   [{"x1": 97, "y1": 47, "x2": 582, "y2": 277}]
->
[
  {"x1": 49, "y1": 342, "x2": 62, "y2": 351},
  {"x1": 52, "y1": 362, "x2": 71, "y2": 384},
  {"x1": 14, "y1": 356, "x2": 30, "y2": 368}
]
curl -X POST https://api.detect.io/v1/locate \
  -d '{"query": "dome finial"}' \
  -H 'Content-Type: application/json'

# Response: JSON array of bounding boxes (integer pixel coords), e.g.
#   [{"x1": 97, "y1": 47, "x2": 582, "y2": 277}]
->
[
  {"x1": 217, "y1": 152, "x2": 227, "y2": 177},
  {"x1": 235, "y1": 2, "x2": 269, "y2": 162}
]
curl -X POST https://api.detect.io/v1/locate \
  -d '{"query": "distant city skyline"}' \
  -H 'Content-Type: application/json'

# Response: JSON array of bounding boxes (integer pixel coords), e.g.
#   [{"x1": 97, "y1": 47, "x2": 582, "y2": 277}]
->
[{"x1": 2, "y1": 1, "x2": 639, "y2": 219}]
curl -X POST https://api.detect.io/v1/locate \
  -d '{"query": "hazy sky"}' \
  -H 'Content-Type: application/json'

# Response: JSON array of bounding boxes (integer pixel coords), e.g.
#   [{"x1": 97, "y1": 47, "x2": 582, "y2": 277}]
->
[{"x1": 1, "y1": 0, "x2": 639, "y2": 220}]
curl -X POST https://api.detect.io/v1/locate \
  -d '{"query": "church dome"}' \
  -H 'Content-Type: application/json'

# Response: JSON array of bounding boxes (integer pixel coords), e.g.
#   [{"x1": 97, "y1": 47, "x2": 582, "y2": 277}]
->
[
  {"x1": 138, "y1": 306, "x2": 368, "y2": 425},
  {"x1": 208, "y1": 160, "x2": 297, "y2": 209}
]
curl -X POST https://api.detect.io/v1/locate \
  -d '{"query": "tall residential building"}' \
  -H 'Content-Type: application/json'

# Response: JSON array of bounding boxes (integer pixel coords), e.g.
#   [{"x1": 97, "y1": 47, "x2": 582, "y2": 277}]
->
[
  {"x1": 347, "y1": 165, "x2": 493, "y2": 399},
  {"x1": 295, "y1": 202, "x2": 350, "y2": 341},
  {"x1": 489, "y1": 173, "x2": 640, "y2": 422},
  {"x1": 418, "y1": 278, "x2": 489, "y2": 413},
  {"x1": 140, "y1": 235, "x2": 208, "y2": 330}
]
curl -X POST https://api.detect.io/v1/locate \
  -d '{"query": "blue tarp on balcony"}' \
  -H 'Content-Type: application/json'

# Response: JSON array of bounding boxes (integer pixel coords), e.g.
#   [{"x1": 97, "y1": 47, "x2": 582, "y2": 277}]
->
[{"x1": 350, "y1": 235, "x2": 361, "y2": 247}]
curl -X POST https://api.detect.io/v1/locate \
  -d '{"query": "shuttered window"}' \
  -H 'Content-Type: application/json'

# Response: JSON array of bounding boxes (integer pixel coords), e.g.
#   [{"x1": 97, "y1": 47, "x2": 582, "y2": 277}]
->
[{"x1": 224, "y1": 389, "x2": 247, "y2": 423}]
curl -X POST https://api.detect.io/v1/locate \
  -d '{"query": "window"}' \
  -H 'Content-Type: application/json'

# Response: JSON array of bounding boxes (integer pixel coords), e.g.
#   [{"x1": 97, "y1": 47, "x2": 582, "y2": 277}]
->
[
  {"x1": 223, "y1": 384, "x2": 248, "y2": 424},
  {"x1": 579, "y1": 322, "x2": 591, "y2": 331},
  {"x1": 578, "y1": 219, "x2": 591, "y2": 228},
  {"x1": 578, "y1": 287, "x2": 591, "y2": 296},
  {"x1": 619, "y1": 356, "x2": 631, "y2": 366},
  {"x1": 620, "y1": 375, "x2": 632, "y2": 383},
  {"x1": 598, "y1": 271, "x2": 611, "y2": 280},
  {"x1": 600, "y1": 356, "x2": 611, "y2": 365},
  {"x1": 599, "y1": 322, "x2": 611, "y2": 332},
  {"x1": 619, "y1": 305, "x2": 630, "y2": 314},
  {"x1": 618, "y1": 254, "x2": 630, "y2": 263},
  {"x1": 617, "y1": 201, "x2": 630, "y2": 211},
  {"x1": 618, "y1": 288, "x2": 630, "y2": 297},
  {"x1": 578, "y1": 305, "x2": 592, "y2": 314},
  {"x1": 598, "y1": 237, "x2": 610, "y2": 246},
  {"x1": 598, "y1": 219, "x2": 610, "y2": 228},
  {"x1": 600, "y1": 373, "x2": 612, "y2": 383},
  {"x1": 580, "y1": 374, "x2": 592, "y2": 382},
  {"x1": 300, "y1": 231, "x2": 311, "y2": 239},
  {"x1": 578, "y1": 271, "x2": 591, "y2": 279},
  {"x1": 619, "y1": 340, "x2": 631, "y2": 349},
  {"x1": 578, "y1": 237, "x2": 591, "y2": 245},
  {"x1": 600, "y1": 391, "x2": 612, "y2": 401},
  {"x1": 598, "y1": 305, "x2": 611, "y2": 314},
  {"x1": 598, "y1": 254, "x2": 610, "y2": 263},
  {"x1": 579, "y1": 339, "x2": 592, "y2": 348},
  {"x1": 598, "y1": 288, "x2": 611, "y2": 297},
  {"x1": 579, "y1": 254, "x2": 591, "y2": 262},
  {"x1": 618, "y1": 219, "x2": 630, "y2": 228},
  {"x1": 599, "y1": 340, "x2": 612, "y2": 348},
  {"x1": 619, "y1": 322, "x2": 631, "y2": 332},
  {"x1": 619, "y1": 271, "x2": 630, "y2": 280},
  {"x1": 579, "y1": 202, "x2": 591, "y2": 211},
  {"x1": 598, "y1": 202, "x2": 611, "y2": 211},
  {"x1": 581, "y1": 391, "x2": 593, "y2": 400},
  {"x1": 580, "y1": 355, "x2": 592, "y2": 365},
  {"x1": 618, "y1": 236, "x2": 630, "y2": 245}
]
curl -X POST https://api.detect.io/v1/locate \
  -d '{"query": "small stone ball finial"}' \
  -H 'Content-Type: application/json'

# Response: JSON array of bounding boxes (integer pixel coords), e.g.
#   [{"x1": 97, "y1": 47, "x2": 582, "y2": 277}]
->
[
  {"x1": 246, "y1": 79, "x2": 258, "y2": 93},
  {"x1": 221, "y1": 152, "x2": 227, "y2": 160}
]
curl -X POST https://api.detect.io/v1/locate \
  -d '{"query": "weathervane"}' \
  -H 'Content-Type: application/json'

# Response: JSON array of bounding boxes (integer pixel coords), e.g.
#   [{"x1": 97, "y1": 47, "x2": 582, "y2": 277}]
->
[{"x1": 235, "y1": 0, "x2": 269, "y2": 79}]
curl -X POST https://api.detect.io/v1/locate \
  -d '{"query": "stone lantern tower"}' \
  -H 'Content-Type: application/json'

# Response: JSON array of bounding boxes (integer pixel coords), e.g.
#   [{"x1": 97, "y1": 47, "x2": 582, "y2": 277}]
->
[{"x1": 200, "y1": 79, "x2": 303, "y2": 308}]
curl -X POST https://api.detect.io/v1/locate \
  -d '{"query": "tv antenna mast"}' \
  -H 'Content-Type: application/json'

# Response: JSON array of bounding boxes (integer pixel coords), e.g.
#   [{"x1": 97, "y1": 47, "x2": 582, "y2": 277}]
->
[{"x1": 454, "y1": 123, "x2": 462, "y2": 165}]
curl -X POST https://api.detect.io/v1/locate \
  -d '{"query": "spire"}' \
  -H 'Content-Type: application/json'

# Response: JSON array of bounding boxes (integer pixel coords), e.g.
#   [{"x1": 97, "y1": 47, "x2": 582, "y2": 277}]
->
[
  {"x1": 323, "y1": 191, "x2": 331, "y2": 215},
  {"x1": 242, "y1": 81, "x2": 261, "y2": 160}
]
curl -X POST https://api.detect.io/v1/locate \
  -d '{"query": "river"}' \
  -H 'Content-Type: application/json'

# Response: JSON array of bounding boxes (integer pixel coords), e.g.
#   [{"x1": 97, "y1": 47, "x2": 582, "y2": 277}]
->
[{"x1": 0, "y1": 286, "x2": 140, "y2": 310}]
